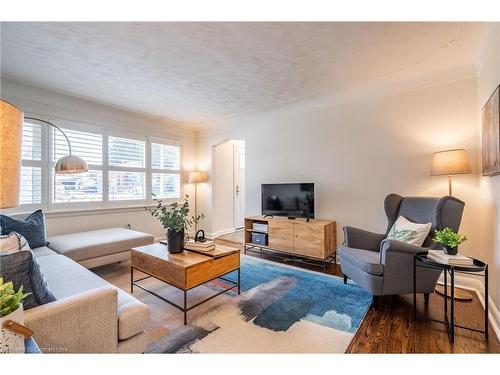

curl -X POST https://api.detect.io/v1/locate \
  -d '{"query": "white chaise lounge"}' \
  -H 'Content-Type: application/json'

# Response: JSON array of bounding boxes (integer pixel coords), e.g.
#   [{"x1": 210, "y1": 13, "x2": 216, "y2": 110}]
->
[{"x1": 48, "y1": 227, "x2": 154, "y2": 268}]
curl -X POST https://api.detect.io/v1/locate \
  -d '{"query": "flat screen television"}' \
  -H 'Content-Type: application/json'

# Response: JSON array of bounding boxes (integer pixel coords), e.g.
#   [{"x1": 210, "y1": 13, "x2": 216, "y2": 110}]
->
[{"x1": 261, "y1": 183, "x2": 315, "y2": 219}]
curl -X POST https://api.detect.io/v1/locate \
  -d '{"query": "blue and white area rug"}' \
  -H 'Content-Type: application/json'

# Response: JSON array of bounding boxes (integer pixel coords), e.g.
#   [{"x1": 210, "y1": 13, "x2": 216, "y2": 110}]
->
[{"x1": 146, "y1": 256, "x2": 372, "y2": 353}]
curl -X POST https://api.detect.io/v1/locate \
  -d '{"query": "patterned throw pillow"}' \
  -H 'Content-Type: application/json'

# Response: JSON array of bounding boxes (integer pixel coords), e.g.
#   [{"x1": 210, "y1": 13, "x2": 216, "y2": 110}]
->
[
  {"x1": 0, "y1": 210, "x2": 48, "y2": 249},
  {"x1": 386, "y1": 216, "x2": 432, "y2": 247},
  {"x1": 0, "y1": 250, "x2": 56, "y2": 309},
  {"x1": 0, "y1": 232, "x2": 31, "y2": 255}
]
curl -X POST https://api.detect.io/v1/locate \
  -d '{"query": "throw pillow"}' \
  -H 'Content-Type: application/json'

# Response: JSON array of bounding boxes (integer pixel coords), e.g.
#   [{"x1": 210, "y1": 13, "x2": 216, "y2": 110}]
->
[
  {"x1": 0, "y1": 232, "x2": 31, "y2": 255},
  {"x1": 386, "y1": 216, "x2": 432, "y2": 247},
  {"x1": 0, "y1": 210, "x2": 48, "y2": 249},
  {"x1": 0, "y1": 250, "x2": 56, "y2": 309}
]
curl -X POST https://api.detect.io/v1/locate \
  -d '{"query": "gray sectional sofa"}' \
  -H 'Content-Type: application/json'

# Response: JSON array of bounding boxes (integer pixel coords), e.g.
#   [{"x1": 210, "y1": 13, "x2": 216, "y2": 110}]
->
[{"x1": 24, "y1": 228, "x2": 154, "y2": 353}]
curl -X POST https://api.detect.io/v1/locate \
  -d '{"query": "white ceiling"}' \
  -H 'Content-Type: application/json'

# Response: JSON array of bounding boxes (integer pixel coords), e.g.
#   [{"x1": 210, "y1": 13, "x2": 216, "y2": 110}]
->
[{"x1": 0, "y1": 22, "x2": 493, "y2": 125}]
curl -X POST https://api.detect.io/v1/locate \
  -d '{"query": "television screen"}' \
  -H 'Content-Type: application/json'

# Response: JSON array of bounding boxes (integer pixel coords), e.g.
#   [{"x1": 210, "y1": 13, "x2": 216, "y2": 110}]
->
[{"x1": 261, "y1": 183, "x2": 314, "y2": 219}]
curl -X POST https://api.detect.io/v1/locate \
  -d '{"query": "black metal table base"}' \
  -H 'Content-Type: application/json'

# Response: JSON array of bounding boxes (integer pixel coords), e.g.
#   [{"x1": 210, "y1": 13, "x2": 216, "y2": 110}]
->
[
  {"x1": 244, "y1": 244, "x2": 336, "y2": 272},
  {"x1": 413, "y1": 255, "x2": 488, "y2": 343},
  {"x1": 131, "y1": 267, "x2": 240, "y2": 325}
]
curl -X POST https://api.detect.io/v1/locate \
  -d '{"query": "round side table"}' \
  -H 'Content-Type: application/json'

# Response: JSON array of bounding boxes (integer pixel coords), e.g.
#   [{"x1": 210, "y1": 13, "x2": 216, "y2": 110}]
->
[{"x1": 413, "y1": 252, "x2": 488, "y2": 343}]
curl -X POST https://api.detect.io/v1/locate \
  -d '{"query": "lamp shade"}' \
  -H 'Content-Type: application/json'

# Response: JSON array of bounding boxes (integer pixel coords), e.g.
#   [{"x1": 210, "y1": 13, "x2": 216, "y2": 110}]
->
[
  {"x1": 188, "y1": 170, "x2": 208, "y2": 184},
  {"x1": 55, "y1": 155, "x2": 89, "y2": 174},
  {"x1": 431, "y1": 149, "x2": 472, "y2": 176},
  {"x1": 0, "y1": 100, "x2": 23, "y2": 208}
]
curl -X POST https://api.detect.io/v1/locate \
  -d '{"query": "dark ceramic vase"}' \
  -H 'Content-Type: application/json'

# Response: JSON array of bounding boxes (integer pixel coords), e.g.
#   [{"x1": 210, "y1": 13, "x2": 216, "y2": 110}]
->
[
  {"x1": 444, "y1": 245, "x2": 458, "y2": 255},
  {"x1": 167, "y1": 229, "x2": 185, "y2": 253}
]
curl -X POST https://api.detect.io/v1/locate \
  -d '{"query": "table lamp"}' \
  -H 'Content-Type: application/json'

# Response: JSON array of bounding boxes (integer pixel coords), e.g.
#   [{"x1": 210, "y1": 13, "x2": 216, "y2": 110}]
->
[
  {"x1": 431, "y1": 149, "x2": 471, "y2": 196},
  {"x1": 1, "y1": 100, "x2": 23, "y2": 208}
]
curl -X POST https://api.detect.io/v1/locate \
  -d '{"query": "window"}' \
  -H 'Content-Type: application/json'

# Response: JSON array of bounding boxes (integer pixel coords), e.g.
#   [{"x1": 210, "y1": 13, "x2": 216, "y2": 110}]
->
[
  {"x1": 108, "y1": 136, "x2": 146, "y2": 201},
  {"x1": 15, "y1": 118, "x2": 182, "y2": 211},
  {"x1": 19, "y1": 122, "x2": 42, "y2": 205},
  {"x1": 53, "y1": 171, "x2": 103, "y2": 203},
  {"x1": 52, "y1": 128, "x2": 103, "y2": 203},
  {"x1": 151, "y1": 142, "x2": 181, "y2": 199}
]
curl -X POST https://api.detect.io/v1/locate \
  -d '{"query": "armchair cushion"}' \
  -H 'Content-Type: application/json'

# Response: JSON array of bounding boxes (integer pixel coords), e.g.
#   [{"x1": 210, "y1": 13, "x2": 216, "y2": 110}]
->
[
  {"x1": 338, "y1": 247, "x2": 384, "y2": 275},
  {"x1": 343, "y1": 226, "x2": 386, "y2": 251},
  {"x1": 386, "y1": 216, "x2": 431, "y2": 247}
]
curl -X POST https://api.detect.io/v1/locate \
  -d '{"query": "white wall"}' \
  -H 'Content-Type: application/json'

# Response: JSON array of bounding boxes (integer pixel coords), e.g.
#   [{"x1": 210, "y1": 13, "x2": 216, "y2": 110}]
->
[
  {"x1": 197, "y1": 77, "x2": 482, "y2": 255},
  {"x1": 0, "y1": 77, "x2": 198, "y2": 238},
  {"x1": 477, "y1": 24, "x2": 500, "y2": 309}
]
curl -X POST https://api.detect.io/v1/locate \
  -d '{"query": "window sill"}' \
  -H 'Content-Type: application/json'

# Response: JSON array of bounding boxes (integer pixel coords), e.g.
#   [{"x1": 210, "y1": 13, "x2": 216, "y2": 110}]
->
[{"x1": 7, "y1": 203, "x2": 159, "y2": 219}]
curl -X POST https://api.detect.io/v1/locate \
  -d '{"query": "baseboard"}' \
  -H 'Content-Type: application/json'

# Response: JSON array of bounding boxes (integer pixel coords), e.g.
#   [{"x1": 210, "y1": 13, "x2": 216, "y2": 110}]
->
[
  {"x1": 207, "y1": 227, "x2": 236, "y2": 239},
  {"x1": 437, "y1": 274, "x2": 500, "y2": 341}
]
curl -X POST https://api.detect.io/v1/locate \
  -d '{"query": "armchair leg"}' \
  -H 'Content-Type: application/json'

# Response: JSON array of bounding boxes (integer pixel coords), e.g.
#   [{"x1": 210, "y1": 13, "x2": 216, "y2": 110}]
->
[
  {"x1": 372, "y1": 295, "x2": 381, "y2": 311},
  {"x1": 343, "y1": 274, "x2": 348, "y2": 284},
  {"x1": 424, "y1": 293, "x2": 430, "y2": 305}
]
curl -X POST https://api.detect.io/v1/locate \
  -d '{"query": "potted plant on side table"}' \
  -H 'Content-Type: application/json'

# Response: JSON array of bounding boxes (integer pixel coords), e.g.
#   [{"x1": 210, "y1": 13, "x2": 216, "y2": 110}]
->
[
  {"x1": 0, "y1": 277, "x2": 29, "y2": 353},
  {"x1": 146, "y1": 195, "x2": 204, "y2": 253},
  {"x1": 433, "y1": 227, "x2": 467, "y2": 255}
]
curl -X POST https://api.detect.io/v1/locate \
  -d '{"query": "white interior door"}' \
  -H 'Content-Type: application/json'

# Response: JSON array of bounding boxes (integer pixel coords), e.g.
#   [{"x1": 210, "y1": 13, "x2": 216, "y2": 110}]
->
[{"x1": 233, "y1": 142, "x2": 245, "y2": 229}]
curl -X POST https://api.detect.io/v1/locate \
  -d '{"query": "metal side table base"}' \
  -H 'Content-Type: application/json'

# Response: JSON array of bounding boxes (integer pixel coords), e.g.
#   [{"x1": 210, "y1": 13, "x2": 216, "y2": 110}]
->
[{"x1": 413, "y1": 252, "x2": 488, "y2": 343}]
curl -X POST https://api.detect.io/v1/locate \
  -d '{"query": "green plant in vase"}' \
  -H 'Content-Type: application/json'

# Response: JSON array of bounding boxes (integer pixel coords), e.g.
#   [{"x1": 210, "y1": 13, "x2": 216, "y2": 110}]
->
[
  {"x1": 0, "y1": 278, "x2": 30, "y2": 353},
  {"x1": 145, "y1": 194, "x2": 204, "y2": 253},
  {"x1": 0, "y1": 277, "x2": 29, "y2": 318},
  {"x1": 433, "y1": 227, "x2": 467, "y2": 255}
]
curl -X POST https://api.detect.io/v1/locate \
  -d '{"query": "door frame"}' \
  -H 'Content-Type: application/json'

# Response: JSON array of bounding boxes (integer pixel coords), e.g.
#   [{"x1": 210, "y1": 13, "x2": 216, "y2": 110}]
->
[{"x1": 211, "y1": 139, "x2": 245, "y2": 236}]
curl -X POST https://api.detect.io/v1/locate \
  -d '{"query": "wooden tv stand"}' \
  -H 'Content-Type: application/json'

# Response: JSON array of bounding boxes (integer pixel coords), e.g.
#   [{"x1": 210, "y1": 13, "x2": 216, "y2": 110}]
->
[{"x1": 244, "y1": 215, "x2": 336, "y2": 271}]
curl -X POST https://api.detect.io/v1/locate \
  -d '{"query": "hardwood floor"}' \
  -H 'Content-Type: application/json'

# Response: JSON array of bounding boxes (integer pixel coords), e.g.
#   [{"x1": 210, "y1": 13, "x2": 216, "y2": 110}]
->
[
  {"x1": 216, "y1": 230, "x2": 500, "y2": 353},
  {"x1": 94, "y1": 230, "x2": 500, "y2": 353}
]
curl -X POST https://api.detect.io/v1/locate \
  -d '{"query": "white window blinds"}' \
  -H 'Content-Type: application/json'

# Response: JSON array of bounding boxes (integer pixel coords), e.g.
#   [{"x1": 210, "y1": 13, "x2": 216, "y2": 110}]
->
[
  {"x1": 108, "y1": 136, "x2": 146, "y2": 201},
  {"x1": 52, "y1": 128, "x2": 103, "y2": 203},
  {"x1": 109, "y1": 136, "x2": 145, "y2": 168},
  {"x1": 151, "y1": 142, "x2": 181, "y2": 199},
  {"x1": 15, "y1": 119, "x2": 182, "y2": 210},
  {"x1": 19, "y1": 122, "x2": 42, "y2": 204}
]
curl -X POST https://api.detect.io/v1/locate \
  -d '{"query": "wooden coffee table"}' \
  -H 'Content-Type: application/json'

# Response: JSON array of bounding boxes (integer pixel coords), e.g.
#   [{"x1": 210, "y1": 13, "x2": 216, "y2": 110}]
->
[{"x1": 131, "y1": 243, "x2": 240, "y2": 325}]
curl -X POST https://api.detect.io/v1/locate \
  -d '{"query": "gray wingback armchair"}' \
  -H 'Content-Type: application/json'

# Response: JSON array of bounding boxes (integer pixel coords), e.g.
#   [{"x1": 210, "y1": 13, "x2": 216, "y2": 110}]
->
[{"x1": 339, "y1": 194, "x2": 465, "y2": 302}]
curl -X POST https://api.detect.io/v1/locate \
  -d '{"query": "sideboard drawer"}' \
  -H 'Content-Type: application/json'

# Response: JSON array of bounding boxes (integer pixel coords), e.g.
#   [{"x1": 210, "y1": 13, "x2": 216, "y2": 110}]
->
[
  {"x1": 268, "y1": 220, "x2": 294, "y2": 251},
  {"x1": 293, "y1": 224, "x2": 325, "y2": 258}
]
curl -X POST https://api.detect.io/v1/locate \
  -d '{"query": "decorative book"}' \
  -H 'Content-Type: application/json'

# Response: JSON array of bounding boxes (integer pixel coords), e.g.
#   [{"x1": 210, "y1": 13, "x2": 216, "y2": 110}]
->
[
  {"x1": 427, "y1": 249, "x2": 473, "y2": 266},
  {"x1": 184, "y1": 239, "x2": 215, "y2": 252},
  {"x1": 252, "y1": 223, "x2": 268, "y2": 232}
]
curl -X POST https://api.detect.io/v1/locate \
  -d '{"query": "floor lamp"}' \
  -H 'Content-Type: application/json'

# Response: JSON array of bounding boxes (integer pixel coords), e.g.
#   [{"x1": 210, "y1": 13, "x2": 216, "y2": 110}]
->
[
  {"x1": 431, "y1": 149, "x2": 471, "y2": 196},
  {"x1": 24, "y1": 117, "x2": 88, "y2": 174},
  {"x1": 431, "y1": 148, "x2": 472, "y2": 300},
  {"x1": 188, "y1": 171, "x2": 208, "y2": 233},
  {"x1": 1, "y1": 99, "x2": 89, "y2": 209}
]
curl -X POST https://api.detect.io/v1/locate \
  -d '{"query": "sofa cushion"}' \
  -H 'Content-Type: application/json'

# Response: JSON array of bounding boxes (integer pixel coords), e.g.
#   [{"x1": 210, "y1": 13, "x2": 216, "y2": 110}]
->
[
  {"x1": 0, "y1": 210, "x2": 48, "y2": 249},
  {"x1": 339, "y1": 247, "x2": 384, "y2": 276},
  {"x1": 0, "y1": 250, "x2": 57, "y2": 309},
  {"x1": 36, "y1": 254, "x2": 149, "y2": 340},
  {"x1": 47, "y1": 228, "x2": 154, "y2": 262}
]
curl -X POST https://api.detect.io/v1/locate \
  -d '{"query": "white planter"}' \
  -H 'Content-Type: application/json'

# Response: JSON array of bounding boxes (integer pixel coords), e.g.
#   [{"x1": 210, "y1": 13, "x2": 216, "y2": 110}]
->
[{"x1": 0, "y1": 304, "x2": 25, "y2": 353}]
